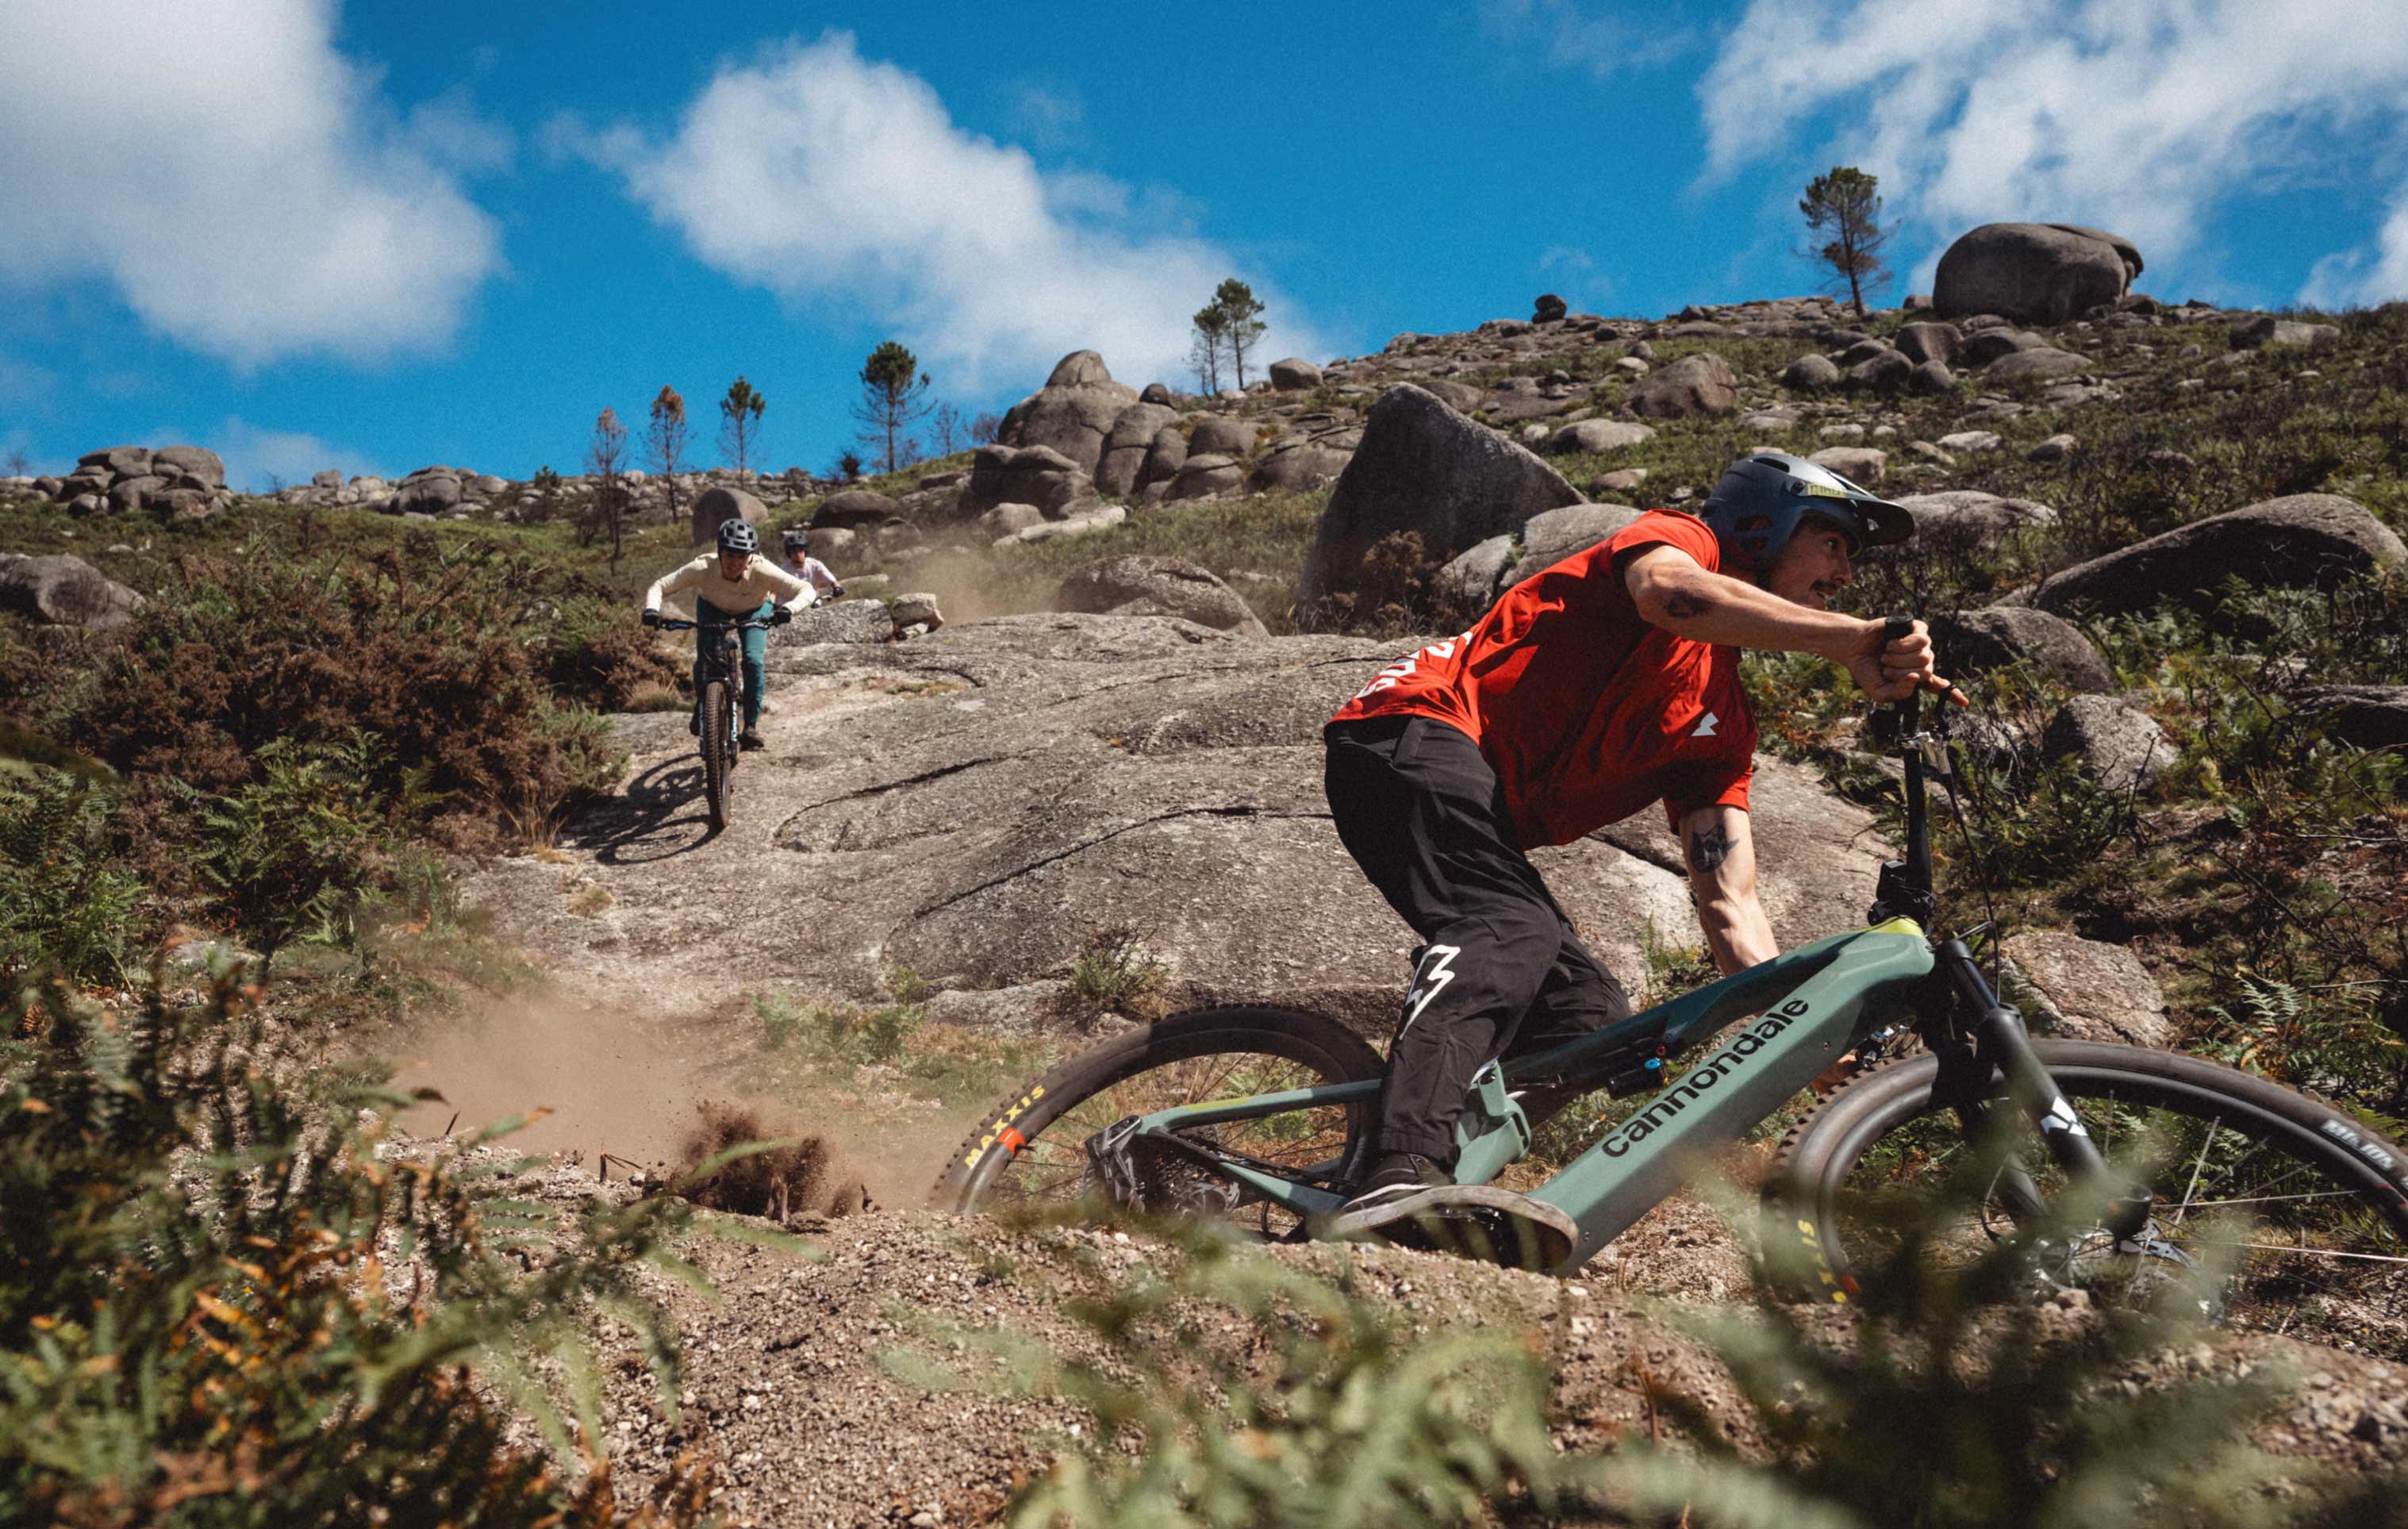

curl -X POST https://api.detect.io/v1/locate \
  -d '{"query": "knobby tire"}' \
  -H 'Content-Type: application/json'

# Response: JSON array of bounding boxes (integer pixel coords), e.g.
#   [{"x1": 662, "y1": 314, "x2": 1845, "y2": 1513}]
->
[
  {"x1": 931, "y1": 1005, "x2": 1384, "y2": 1240},
  {"x1": 700, "y1": 679, "x2": 732, "y2": 830}
]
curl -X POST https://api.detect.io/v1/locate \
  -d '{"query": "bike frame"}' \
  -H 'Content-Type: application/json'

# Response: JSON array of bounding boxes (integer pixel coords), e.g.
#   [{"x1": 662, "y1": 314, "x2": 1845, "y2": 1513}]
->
[
  {"x1": 1133, "y1": 917, "x2": 1934, "y2": 1264},
  {"x1": 1120, "y1": 629, "x2": 2138, "y2": 1270},
  {"x1": 655, "y1": 609, "x2": 787, "y2": 747}
]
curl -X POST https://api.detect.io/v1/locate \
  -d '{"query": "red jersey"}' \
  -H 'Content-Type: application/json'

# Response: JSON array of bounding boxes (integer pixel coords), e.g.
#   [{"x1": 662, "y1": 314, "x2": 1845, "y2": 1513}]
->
[{"x1": 1327, "y1": 510, "x2": 1757, "y2": 847}]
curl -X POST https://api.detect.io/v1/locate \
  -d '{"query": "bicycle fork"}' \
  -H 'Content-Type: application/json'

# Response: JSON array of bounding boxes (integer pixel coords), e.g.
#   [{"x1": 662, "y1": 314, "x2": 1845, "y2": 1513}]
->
[{"x1": 1937, "y1": 939, "x2": 2154, "y2": 1241}]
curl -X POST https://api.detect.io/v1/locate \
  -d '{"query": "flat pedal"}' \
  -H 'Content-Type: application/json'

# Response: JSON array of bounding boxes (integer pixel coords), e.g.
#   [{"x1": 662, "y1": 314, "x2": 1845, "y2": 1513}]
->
[{"x1": 1326, "y1": 1184, "x2": 1576, "y2": 1273}]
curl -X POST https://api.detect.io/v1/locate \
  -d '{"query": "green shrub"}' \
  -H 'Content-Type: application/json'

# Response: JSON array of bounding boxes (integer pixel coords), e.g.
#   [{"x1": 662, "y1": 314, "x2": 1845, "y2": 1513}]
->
[
  {"x1": 189, "y1": 731, "x2": 392, "y2": 972},
  {"x1": 0, "y1": 970, "x2": 733, "y2": 1526},
  {"x1": 0, "y1": 771, "x2": 148, "y2": 989},
  {"x1": 1066, "y1": 925, "x2": 1169, "y2": 1023}
]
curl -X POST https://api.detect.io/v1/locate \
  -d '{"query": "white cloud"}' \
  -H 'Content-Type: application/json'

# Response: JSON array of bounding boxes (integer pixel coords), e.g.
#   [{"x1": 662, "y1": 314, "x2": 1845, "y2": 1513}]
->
[
  {"x1": 1696, "y1": 0, "x2": 2408, "y2": 286},
  {"x1": 210, "y1": 417, "x2": 386, "y2": 493},
  {"x1": 0, "y1": 0, "x2": 503, "y2": 369},
  {"x1": 1483, "y1": 0, "x2": 1698, "y2": 77},
  {"x1": 2301, "y1": 194, "x2": 2408, "y2": 309},
  {"x1": 558, "y1": 32, "x2": 1320, "y2": 390}
]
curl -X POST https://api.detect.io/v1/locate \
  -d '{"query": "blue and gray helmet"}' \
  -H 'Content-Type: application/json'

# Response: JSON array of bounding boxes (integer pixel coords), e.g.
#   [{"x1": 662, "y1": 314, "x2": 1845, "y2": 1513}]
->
[
  {"x1": 1696, "y1": 451, "x2": 1914, "y2": 575},
  {"x1": 715, "y1": 517, "x2": 760, "y2": 555}
]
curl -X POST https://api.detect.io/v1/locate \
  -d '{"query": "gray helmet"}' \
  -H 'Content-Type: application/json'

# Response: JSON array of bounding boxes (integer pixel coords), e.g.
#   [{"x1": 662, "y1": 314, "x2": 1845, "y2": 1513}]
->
[
  {"x1": 1697, "y1": 451, "x2": 1913, "y2": 575},
  {"x1": 782, "y1": 528, "x2": 810, "y2": 551},
  {"x1": 716, "y1": 518, "x2": 760, "y2": 555}
]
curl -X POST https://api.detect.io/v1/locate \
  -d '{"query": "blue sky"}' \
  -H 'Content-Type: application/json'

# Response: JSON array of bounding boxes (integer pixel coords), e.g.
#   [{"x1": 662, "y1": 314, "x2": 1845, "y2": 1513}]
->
[{"x1": 4, "y1": 0, "x2": 2406, "y2": 488}]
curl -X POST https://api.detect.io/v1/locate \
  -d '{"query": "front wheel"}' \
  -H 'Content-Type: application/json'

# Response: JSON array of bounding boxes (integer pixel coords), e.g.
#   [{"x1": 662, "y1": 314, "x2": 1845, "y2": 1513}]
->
[
  {"x1": 698, "y1": 680, "x2": 732, "y2": 829},
  {"x1": 931, "y1": 1005, "x2": 1384, "y2": 1241},
  {"x1": 1770, "y1": 1040, "x2": 2408, "y2": 1358}
]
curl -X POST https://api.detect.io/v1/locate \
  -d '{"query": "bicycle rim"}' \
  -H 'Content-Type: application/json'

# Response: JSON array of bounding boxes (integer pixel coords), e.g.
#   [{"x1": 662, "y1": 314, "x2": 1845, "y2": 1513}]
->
[
  {"x1": 1798, "y1": 1056, "x2": 2408, "y2": 1358},
  {"x1": 700, "y1": 681, "x2": 731, "y2": 829}
]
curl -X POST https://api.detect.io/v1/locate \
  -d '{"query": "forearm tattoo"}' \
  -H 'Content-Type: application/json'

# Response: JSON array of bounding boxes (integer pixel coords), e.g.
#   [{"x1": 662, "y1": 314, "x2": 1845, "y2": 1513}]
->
[
  {"x1": 1687, "y1": 824, "x2": 1730, "y2": 874},
  {"x1": 1664, "y1": 590, "x2": 1709, "y2": 619}
]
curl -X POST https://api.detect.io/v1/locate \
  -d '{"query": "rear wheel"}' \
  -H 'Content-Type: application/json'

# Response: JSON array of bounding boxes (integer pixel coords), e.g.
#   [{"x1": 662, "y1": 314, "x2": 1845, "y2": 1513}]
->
[
  {"x1": 699, "y1": 679, "x2": 732, "y2": 829},
  {"x1": 1771, "y1": 1040, "x2": 2408, "y2": 1358},
  {"x1": 931, "y1": 1005, "x2": 1383, "y2": 1241}
]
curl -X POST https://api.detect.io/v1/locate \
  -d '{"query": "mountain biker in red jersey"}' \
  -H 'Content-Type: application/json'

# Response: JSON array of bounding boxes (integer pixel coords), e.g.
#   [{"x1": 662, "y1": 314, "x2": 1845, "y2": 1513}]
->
[{"x1": 1324, "y1": 451, "x2": 1968, "y2": 1226}]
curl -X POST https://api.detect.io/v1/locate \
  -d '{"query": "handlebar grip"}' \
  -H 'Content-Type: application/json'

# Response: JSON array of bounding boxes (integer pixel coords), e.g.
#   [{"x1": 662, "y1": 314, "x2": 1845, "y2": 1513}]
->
[{"x1": 1880, "y1": 616, "x2": 1914, "y2": 643}]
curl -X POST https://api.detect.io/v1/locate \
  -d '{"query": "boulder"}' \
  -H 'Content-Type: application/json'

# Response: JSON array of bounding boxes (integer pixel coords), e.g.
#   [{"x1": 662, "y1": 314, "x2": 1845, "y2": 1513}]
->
[
  {"x1": 1518, "y1": 502, "x2": 1642, "y2": 571},
  {"x1": 1838, "y1": 340, "x2": 1893, "y2": 367},
  {"x1": 77, "y1": 445, "x2": 153, "y2": 480},
  {"x1": 1933, "y1": 222, "x2": 2143, "y2": 324},
  {"x1": 997, "y1": 350, "x2": 1142, "y2": 474},
  {"x1": 1139, "y1": 382, "x2": 1175, "y2": 405},
  {"x1": 889, "y1": 592, "x2": 945, "y2": 632},
  {"x1": 1781, "y1": 353, "x2": 1842, "y2": 391},
  {"x1": 1419, "y1": 378, "x2": 1485, "y2": 414},
  {"x1": 1961, "y1": 328, "x2": 2046, "y2": 367},
  {"x1": 1533, "y1": 293, "x2": 1569, "y2": 323},
  {"x1": 2003, "y1": 932, "x2": 2173, "y2": 1047},
  {"x1": 1246, "y1": 431, "x2": 1358, "y2": 493},
  {"x1": 1166, "y1": 454, "x2": 1244, "y2": 501},
  {"x1": 396, "y1": 471, "x2": 463, "y2": 517},
  {"x1": 1268, "y1": 357, "x2": 1323, "y2": 390},
  {"x1": 1897, "y1": 490, "x2": 2058, "y2": 536},
  {"x1": 152, "y1": 445, "x2": 225, "y2": 488},
  {"x1": 2027, "y1": 433, "x2": 2079, "y2": 463},
  {"x1": 978, "y1": 502, "x2": 1046, "y2": 538},
  {"x1": 2230, "y1": 316, "x2": 2341, "y2": 352},
  {"x1": 958, "y1": 443, "x2": 1093, "y2": 519},
  {"x1": 2290, "y1": 685, "x2": 2408, "y2": 750},
  {"x1": 0, "y1": 554, "x2": 144, "y2": 629},
  {"x1": 1139, "y1": 425, "x2": 1188, "y2": 490},
  {"x1": 2042, "y1": 695, "x2": 2168, "y2": 793},
  {"x1": 1930, "y1": 607, "x2": 2112, "y2": 692},
  {"x1": 467, "y1": 617, "x2": 1895, "y2": 1025},
  {"x1": 1907, "y1": 359, "x2": 1958, "y2": 394},
  {"x1": 1434, "y1": 536, "x2": 1516, "y2": 613},
  {"x1": 1846, "y1": 349, "x2": 1914, "y2": 390},
  {"x1": 1094, "y1": 402, "x2": 1179, "y2": 498},
  {"x1": 2023, "y1": 494, "x2": 2406, "y2": 618},
  {"x1": 1894, "y1": 321, "x2": 1963, "y2": 366},
  {"x1": 1001, "y1": 505, "x2": 1127, "y2": 544},
  {"x1": 1935, "y1": 430, "x2": 2002, "y2": 454},
  {"x1": 806, "y1": 527, "x2": 860, "y2": 564},
  {"x1": 1189, "y1": 417, "x2": 1257, "y2": 456},
  {"x1": 1299, "y1": 384, "x2": 1580, "y2": 617},
  {"x1": 107, "y1": 474, "x2": 168, "y2": 514},
  {"x1": 1806, "y1": 446, "x2": 1886, "y2": 485},
  {"x1": 1984, "y1": 348, "x2": 2090, "y2": 381},
  {"x1": 312, "y1": 469, "x2": 344, "y2": 490},
  {"x1": 1626, "y1": 352, "x2": 1739, "y2": 417},
  {"x1": 1543, "y1": 419, "x2": 1656, "y2": 456},
  {"x1": 153, "y1": 489, "x2": 215, "y2": 522},
  {"x1": 1053, "y1": 555, "x2": 1269, "y2": 637},
  {"x1": 690, "y1": 484, "x2": 767, "y2": 546}
]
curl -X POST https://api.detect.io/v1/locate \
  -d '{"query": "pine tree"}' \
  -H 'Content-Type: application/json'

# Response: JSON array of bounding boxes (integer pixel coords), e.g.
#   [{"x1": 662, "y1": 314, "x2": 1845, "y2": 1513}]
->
[
  {"x1": 1189, "y1": 302, "x2": 1227, "y2": 394},
  {"x1": 1212, "y1": 278, "x2": 1267, "y2": 389},
  {"x1": 719, "y1": 375, "x2": 766, "y2": 483},
  {"x1": 851, "y1": 340, "x2": 933, "y2": 475},
  {"x1": 1799, "y1": 166, "x2": 1893, "y2": 317},
  {"x1": 646, "y1": 385, "x2": 690, "y2": 528}
]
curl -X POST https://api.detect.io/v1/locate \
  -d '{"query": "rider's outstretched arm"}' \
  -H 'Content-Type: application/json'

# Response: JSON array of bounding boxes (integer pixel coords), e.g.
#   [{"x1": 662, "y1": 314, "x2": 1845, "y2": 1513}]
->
[
  {"x1": 645, "y1": 556, "x2": 707, "y2": 615},
  {"x1": 1679, "y1": 803, "x2": 1776, "y2": 974}
]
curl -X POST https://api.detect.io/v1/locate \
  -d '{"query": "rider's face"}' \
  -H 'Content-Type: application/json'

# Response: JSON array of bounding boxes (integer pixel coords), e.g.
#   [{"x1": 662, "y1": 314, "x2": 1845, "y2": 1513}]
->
[
  {"x1": 717, "y1": 549, "x2": 748, "y2": 580},
  {"x1": 1764, "y1": 518, "x2": 1854, "y2": 609}
]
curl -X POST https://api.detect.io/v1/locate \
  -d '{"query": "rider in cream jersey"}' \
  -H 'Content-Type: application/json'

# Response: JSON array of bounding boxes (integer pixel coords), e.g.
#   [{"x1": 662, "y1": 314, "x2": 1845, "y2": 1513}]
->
[{"x1": 642, "y1": 518, "x2": 809, "y2": 751}]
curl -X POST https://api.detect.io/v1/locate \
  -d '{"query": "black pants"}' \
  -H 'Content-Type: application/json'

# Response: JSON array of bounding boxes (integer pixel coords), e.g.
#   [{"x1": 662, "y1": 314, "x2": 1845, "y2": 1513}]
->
[{"x1": 1324, "y1": 716, "x2": 1634, "y2": 1166}]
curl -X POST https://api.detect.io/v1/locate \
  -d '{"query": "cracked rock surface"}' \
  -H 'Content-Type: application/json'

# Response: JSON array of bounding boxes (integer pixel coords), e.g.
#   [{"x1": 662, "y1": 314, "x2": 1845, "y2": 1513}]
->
[{"x1": 466, "y1": 613, "x2": 1891, "y2": 1034}]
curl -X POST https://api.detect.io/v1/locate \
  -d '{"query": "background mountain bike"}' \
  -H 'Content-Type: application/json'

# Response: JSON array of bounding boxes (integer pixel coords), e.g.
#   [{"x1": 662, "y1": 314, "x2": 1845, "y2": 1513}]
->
[
  {"x1": 937, "y1": 620, "x2": 2408, "y2": 1358},
  {"x1": 652, "y1": 607, "x2": 789, "y2": 831}
]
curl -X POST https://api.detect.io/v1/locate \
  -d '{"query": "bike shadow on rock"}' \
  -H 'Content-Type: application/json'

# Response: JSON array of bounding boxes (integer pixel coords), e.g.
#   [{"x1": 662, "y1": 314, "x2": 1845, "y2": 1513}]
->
[{"x1": 567, "y1": 755, "x2": 723, "y2": 864}]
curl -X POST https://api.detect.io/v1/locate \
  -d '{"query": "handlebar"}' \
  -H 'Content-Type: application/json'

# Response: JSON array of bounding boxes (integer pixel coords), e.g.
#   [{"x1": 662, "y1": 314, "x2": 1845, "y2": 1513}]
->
[
  {"x1": 647, "y1": 608, "x2": 793, "y2": 633},
  {"x1": 1869, "y1": 615, "x2": 1939, "y2": 928}
]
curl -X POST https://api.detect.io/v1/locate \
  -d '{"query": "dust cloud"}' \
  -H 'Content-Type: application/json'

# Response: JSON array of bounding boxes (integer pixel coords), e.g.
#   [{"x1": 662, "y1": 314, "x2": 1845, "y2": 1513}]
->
[{"x1": 382, "y1": 984, "x2": 982, "y2": 1212}]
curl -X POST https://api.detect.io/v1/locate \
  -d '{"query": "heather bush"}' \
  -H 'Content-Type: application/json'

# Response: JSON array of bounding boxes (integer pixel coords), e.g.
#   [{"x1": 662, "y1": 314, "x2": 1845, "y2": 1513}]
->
[{"x1": 0, "y1": 968, "x2": 729, "y2": 1526}]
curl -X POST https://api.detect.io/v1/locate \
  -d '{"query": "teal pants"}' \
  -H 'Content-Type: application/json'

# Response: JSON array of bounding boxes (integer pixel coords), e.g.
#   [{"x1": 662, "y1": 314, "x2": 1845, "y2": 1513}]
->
[{"x1": 696, "y1": 598, "x2": 772, "y2": 729}]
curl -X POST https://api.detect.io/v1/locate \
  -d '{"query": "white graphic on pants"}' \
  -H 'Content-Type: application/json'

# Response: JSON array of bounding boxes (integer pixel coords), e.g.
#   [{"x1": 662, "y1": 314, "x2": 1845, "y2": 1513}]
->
[
  {"x1": 1403, "y1": 944, "x2": 1462, "y2": 1028},
  {"x1": 1692, "y1": 710, "x2": 1719, "y2": 738}
]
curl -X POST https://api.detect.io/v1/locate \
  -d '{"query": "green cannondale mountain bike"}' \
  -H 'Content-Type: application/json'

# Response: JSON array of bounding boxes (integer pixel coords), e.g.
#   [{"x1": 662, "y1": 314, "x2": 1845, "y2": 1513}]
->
[
  {"x1": 653, "y1": 607, "x2": 789, "y2": 831},
  {"x1": 938, "y1": 620, "x2": 2408, "y2": 1358}
]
